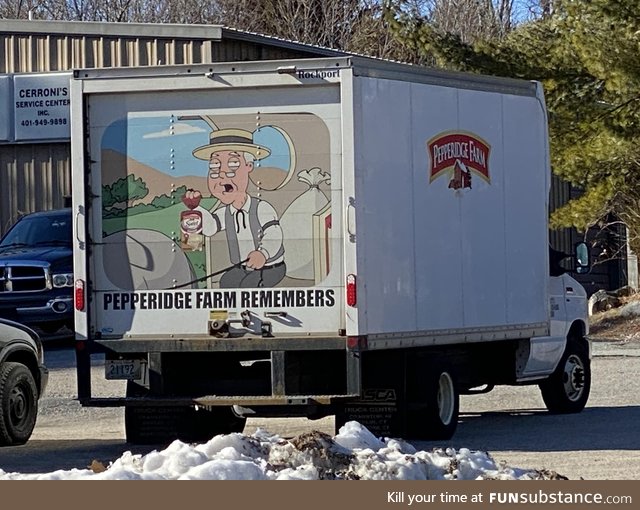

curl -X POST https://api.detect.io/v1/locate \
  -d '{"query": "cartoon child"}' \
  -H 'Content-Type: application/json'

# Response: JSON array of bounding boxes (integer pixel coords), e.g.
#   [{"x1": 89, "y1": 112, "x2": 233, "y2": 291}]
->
[{"x1": 183, "y1": 128, "x2": 286, "y2": 288}]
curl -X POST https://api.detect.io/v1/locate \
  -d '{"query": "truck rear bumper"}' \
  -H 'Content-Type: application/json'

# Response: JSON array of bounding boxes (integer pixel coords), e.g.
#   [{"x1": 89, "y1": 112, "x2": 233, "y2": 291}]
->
[{"x1": 90, "y1": 335, "x2": 347, "y2": 352}]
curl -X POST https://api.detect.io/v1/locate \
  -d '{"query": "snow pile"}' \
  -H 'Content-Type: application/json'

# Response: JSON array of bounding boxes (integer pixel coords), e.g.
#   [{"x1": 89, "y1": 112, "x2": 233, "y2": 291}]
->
[{"x1": 0, "y1": 422, "x2": 565, "y2": 480}]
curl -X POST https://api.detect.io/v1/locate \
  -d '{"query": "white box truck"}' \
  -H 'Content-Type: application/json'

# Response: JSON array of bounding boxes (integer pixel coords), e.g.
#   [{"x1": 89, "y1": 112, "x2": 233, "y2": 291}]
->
[{"x1": 70, "y1": 56, "x2": 591, "y2": 444}]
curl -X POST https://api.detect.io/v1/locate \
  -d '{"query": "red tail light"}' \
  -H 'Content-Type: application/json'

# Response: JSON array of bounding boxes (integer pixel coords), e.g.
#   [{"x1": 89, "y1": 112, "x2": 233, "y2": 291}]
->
[
  {"x1": 75, "y1": 279, "x2": 85, "y2": 311},
  {"x1": 346, "y1": 274, "x2": 357, "y2": 307}
]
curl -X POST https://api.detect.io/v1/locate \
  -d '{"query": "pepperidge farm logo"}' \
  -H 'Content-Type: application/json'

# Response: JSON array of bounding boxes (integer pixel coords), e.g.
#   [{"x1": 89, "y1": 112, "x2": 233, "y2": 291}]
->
[{"x1": 427, "y1": 131, "x2": 491, "y2": 190}]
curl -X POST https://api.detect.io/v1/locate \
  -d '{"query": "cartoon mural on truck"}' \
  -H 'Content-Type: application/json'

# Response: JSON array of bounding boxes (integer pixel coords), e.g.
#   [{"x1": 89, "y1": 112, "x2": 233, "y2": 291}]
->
[{"x1": 99, "y1": 113, "x2": 332, "y2": 291}]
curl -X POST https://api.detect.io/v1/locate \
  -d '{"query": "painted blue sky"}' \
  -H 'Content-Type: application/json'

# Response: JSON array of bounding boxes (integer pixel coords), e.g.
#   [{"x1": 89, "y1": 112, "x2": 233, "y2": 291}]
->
[{"x1": 101, "y1": 115, "x2": 292, "y2": 178}]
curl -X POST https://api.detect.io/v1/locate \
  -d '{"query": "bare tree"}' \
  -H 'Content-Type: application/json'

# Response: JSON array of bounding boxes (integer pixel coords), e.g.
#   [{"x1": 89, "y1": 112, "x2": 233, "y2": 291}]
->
[
  {"x1": 521, "y1": 0, "x2": 555, "y2": 20},
  {"x1": 211, "y1": 0, "x2": 370, "y2": 50},
  {"x1": 427, "y1": 0, "x2": 516, "y2": 43},
  {"x1": 0, "y1": 0, "x2": 219, "y2": 23},
  {"x1": 0, "y1": 0, "x2": 49, "y2": 19},
  {"x1": 2, "y1": 0, "x2": 520, "y2": 61}
]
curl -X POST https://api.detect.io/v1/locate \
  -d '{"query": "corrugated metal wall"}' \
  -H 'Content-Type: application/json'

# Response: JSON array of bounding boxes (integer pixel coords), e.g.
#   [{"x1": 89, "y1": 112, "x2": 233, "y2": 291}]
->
[
  {"x1": 0, "y1": 34, "x2": 213, "y2": 72},
  {"x1": 0, "y1": 22, "x2": 325, "y2": 236},
  {"x1": 0, "y1": 143, "x2": 71, "y2": 233},
  {"x1": 549, "y1": 173, "x2": 629, "y2": 294}
]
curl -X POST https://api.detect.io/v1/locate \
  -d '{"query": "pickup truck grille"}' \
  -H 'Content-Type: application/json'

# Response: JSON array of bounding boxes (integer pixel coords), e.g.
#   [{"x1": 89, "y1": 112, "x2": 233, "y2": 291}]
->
[{"x1": 0, "y1": 264, "x2": 50, "y2": 292}]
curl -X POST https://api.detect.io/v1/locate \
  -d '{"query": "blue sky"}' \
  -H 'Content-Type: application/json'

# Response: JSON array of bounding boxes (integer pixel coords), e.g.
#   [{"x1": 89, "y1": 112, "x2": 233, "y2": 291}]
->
[{"x1": 101, "y1": 115, "x2": 291, "y2": 178}]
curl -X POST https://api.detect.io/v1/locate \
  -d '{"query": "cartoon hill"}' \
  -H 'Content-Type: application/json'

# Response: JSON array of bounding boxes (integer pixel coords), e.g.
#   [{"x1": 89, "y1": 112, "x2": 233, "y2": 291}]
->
[{"x1": 101, "y1": 149, "x2": 208, "y2": 205}]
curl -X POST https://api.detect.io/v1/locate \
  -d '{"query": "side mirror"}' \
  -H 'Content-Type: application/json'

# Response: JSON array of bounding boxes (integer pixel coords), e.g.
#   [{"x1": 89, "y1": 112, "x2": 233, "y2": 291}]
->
[{"x1": 575, "y1": 242, "x2": 590, "y2": 274}]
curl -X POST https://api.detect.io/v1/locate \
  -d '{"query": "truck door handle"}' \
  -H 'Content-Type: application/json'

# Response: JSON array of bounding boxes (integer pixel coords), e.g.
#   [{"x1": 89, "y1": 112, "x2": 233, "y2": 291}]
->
[
  {"x1": 346, "y1": 197, "x2": 356, "y2": 242},
  {"x1": 75, "y1": 206, "x2": 85, "y2": 249}
]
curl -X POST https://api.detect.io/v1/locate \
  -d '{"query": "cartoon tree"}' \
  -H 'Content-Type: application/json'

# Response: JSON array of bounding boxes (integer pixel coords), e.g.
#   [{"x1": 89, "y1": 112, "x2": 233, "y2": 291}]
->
[
  {"x1": 102, "y1": 174, "x2": 149, "y2": 209},
  {"x1": 151, "y1": 185, "x2": 188, "y2": 208}
]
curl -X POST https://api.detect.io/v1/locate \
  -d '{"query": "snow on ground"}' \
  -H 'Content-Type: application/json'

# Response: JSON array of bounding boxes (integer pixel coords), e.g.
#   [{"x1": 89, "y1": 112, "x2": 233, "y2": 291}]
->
[{"x1": 0, "y1": 421, "x2": 565, "y2": 480}]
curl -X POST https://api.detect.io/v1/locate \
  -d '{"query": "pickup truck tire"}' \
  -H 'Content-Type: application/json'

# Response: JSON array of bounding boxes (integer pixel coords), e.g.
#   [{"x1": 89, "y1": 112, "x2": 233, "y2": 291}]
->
[
  {"x1": 0, "y1": 362, "x2": 39, "y2": 446},
  {"x1": 539, "y1": 337, "x2": 591, "y2": 414},
  {"x1": 407, "y1": 368, "x2": 459, "y2": 440}
]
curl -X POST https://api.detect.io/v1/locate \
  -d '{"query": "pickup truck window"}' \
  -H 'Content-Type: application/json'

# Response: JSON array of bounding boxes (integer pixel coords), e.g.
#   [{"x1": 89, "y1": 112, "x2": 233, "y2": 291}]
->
[{"x1": 1, "y1": 216, "x2": 71, "y2": 247}]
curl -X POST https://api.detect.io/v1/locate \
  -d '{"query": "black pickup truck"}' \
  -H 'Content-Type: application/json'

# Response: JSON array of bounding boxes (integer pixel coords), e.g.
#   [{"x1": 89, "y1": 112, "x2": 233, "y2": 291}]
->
[{"x1": 0, "y1": 209, "x2": 73, "y2": 335}]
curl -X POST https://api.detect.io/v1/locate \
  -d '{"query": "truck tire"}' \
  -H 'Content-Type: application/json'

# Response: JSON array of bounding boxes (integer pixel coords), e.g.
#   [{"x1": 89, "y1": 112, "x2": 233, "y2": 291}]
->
[
  {"x1": 0, "y1": 362, "x2": 39, "y2": 446},
  {"x1": 407, "y1": 368, "x2": 459, "y2": 440},
  {"x1": 539, "y1": 337, "x2": 591, "y2": 414}
]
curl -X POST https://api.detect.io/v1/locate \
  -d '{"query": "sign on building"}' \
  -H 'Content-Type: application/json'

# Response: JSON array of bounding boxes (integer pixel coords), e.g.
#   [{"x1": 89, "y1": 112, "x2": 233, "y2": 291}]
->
[{"x1": 11, "y1": 73, "x2": 71, "y2": 142}]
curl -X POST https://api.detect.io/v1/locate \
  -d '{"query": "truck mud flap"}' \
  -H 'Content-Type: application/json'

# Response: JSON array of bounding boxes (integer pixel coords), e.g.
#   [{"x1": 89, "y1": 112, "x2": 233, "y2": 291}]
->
[
  {"x1": 125, "y1": 405, "x2": 191, "y2": 444},
  {"x1": 335, "y1": 350, "x2": 407, "y2": 439},
  {"x1": 335, "y1": 388, "x2": 402, "y2": 439},
  {"x1": 125, "y1": 404, "x2": 247, "y2": 445}
]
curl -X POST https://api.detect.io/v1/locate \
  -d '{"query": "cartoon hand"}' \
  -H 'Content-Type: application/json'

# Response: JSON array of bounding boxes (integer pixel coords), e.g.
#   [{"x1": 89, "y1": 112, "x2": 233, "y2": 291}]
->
[
  {"x1": 246, "y1": 250, "x2": 267, "y2": 270},
  {"x1": 182, "y1": 189, "x2": 202, "y2": 210}
]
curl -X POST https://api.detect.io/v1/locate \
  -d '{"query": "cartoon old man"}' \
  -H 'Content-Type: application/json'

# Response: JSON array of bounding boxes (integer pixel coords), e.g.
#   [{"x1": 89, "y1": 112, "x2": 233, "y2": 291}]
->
[{"x1": 183, "y1": 128, "x2": 286, "y2": 289}]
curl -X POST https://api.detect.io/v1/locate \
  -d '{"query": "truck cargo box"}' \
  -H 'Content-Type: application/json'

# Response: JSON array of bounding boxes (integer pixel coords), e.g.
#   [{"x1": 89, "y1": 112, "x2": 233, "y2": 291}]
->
[{"x1": 71, "y1": 57, "x2": 549, "y2": 346}]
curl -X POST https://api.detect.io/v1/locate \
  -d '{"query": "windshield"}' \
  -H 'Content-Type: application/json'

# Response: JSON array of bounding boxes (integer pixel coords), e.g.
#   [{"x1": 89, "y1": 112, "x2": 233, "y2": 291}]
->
[{"x1": 0, "y1": 214, "x2": 72, "y2": 247}]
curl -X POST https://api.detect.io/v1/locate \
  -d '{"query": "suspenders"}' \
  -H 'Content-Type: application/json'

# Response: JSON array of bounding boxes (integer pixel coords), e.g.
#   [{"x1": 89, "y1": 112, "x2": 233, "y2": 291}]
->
[{"x1": 224, "y1": 199, "x2": 284, "y2": 265}]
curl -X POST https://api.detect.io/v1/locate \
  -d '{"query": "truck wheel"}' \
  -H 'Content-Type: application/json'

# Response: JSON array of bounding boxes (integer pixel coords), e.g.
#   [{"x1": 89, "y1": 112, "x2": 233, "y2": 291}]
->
[
  {"x1": 539, "y1": 337, "x2": 591, "y2": 414},
  {"x1": 0, "y1": 362, "x2": 39, "y2": 446},
  {"x1": 407, "y1": 369, "x2": 459, "y2": 440}
]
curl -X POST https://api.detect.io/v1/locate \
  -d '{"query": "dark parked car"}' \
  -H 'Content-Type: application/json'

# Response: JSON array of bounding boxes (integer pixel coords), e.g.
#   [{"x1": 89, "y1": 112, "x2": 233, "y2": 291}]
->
[
  {"x1": 0, "y1": 317, "x2": 48, "y2": 446},
  {"x1": 0, "y1": 208, "x2": 73, "y2": 335}
]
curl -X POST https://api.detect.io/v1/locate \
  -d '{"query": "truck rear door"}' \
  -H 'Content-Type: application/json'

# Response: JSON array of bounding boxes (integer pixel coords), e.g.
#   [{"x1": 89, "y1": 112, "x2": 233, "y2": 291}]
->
[{"x1": 71, "y1": 60, "x2": 349, "y2": 341}]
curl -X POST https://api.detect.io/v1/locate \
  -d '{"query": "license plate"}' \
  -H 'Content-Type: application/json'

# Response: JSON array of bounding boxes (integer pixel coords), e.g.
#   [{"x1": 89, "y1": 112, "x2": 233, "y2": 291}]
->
[{"x1": 105, "y1": 359, "x2": 142, "y2": 380}]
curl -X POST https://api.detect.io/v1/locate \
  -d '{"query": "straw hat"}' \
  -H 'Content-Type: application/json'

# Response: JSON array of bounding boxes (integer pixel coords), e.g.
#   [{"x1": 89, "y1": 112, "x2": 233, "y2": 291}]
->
[{"x1": 192, "y1": 128, "x2": 271, "y2": 160}]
